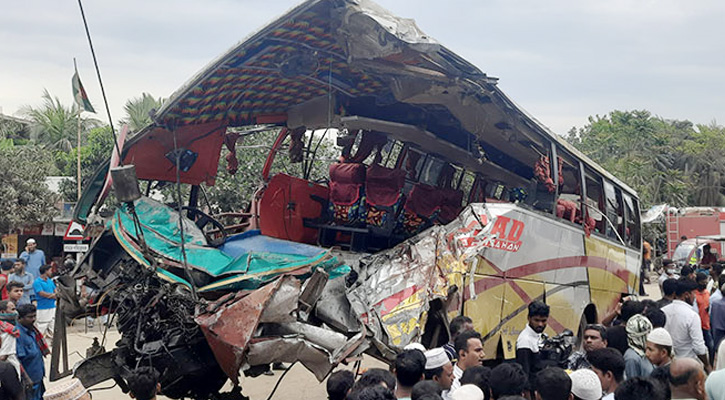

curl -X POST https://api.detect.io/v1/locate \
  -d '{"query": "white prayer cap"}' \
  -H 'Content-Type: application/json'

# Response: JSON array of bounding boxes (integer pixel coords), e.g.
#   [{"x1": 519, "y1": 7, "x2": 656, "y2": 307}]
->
[
  {"x1": 27, "y1": 238, "x2": 36, "y2": 244},
  {"x1": 404, "y1": 342, "x2": 426, "y2": 352},
  {"x1": 569, "y1": 369, "x2": 602, "y2": 400},
  {"x1": 451, "y1": 384, "x2": 484, "y2": 400},
  {"x1": 43, "y1": 378, "x2": 90, "y2": 400},
  {"x1": 424, "y1": 348, "x2": 449, "y2": 370},
  {"x1": 647, "y1": 327, "x2": 673, "y2": 347}
]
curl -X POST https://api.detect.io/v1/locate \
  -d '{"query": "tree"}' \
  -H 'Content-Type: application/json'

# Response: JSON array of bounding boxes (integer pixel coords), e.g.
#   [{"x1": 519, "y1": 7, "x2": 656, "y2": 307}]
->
[
  {"x1": 0, "y1": 145, "x2": 59, "y2": 232},
  {"x1": 201, "y1": 128, "x2": 337, "y2": 213},
  {"x1": 566, "y1": 110, "x2": 725, "y2": 208},
  {"x1": 122, "y1": 93, "x2": 164, "y2": 133},
  {"x1": 0, "y1": 114, "x2": 31, "y2": 147},
  {"x1": 56, "y1": 126, "x2": 116, "y2": 202},
  {"x1": 566, "y1": 110, "x2": 695, "y2": 208},
  {"x1": 680, "y1": 122, "x2": 725, "y2": 206},
  {"x1": 19, "y1": 89, "x2": 101, "y2": 152}
]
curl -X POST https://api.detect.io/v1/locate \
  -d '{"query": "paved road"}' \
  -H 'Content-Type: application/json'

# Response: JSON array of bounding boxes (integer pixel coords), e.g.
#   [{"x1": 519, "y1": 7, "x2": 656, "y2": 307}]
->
[{"x1": 44, "y1": 280, "x2": 662, "y2": 399}]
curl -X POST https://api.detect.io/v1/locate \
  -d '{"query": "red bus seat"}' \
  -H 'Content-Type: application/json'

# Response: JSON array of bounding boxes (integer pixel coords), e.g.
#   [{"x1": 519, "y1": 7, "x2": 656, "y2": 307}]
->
[
  {"x1": 438, "y1": 188, "x2": 464, "y2": 224},
  {"x1": 328, "y1": 163, "x2": 366, "y2": 226},
  {"x1": 364, "y1": 164, "x2": 406, "y2": 234},
  {"x1": 398, "y1": 183, "x2": 443, "y2": 235},
  {"x1": 259, "y1": 173, "x2": 329, "y2": 244}
]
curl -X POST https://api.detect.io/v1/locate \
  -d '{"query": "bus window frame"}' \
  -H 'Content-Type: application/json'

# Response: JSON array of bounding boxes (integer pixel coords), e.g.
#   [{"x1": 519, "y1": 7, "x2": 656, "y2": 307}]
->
[
  {"x1": 583, "y1": 169, "x2": 607, "y2": 237},
  {"x1": 622, "y1": 193, "x2": 642, "y2": 249},
  {"x1": 549, "y1": 142, "x2": 559, "y2": 217},
  {"x1": 603, "y1": 180, "x2": 623, "y2": 240},
  {"x1": 550, "y1": 145, "x2": 585, "y2": 228}
]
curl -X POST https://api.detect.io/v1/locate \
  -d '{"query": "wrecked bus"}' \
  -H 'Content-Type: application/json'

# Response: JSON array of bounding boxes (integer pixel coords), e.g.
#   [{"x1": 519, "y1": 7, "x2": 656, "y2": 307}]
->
[{"x1": 53, "y1": 0, "x2": 643, "y2": 398}]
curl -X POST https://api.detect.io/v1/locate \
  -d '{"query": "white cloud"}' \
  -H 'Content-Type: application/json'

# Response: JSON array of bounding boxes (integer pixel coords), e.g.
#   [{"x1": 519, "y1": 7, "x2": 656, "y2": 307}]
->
[{"x1": 1, "y1": 0, "x2": 725, "y2": 135}]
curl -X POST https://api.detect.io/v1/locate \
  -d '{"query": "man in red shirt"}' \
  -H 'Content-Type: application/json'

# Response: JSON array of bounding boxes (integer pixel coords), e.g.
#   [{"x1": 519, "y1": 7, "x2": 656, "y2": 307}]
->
[
  {"x1": 695, "y1": 272, "x2": 714, "y2": 363},
  {"x1": 0, "y1": 261, "x2": 12, "y2": 301}
]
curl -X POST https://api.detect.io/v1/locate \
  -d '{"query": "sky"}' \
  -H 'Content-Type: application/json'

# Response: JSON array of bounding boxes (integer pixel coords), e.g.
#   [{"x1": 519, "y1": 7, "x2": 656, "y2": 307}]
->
[{"x1": 2, "y1": 0, "x2": 725, "y2": 135}]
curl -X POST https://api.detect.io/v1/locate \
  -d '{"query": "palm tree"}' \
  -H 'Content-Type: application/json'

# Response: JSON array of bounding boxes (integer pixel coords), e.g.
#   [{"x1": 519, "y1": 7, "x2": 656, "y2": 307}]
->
[
  {"x1": 122, "y1": 93, "x2": 164, "y2": 133},
  {"x1": 19, "y1": 89, "x2": 101, "y2": 151}
]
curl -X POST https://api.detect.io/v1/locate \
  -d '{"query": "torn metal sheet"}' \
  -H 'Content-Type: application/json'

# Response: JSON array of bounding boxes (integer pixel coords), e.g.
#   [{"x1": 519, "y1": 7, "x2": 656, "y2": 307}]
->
[
  {"x1": 259, "y1": 277, "x2": 301, "y2": 324},
  {"x1": 344, "y1": 204, "x2": 489, "y2": 355},
  {"x1": 298, "y1": 268, "x2": 329, "y2": 316},
  {"x1": 246, "y1": 337, "x2": 332, "y2": 381},
  {"x1": 195, "y1": 277, "x2": 287, "y2": 384},
  {"x1": 315, "y1": 277, "x2": 361, "y2": 334},
  {"x1": 260, "y1": 322, "x2": 348, "y2": 353},
  {"x1": 347, "y1": 230, "x2": 441, "y2": 350},
  {"x1": 337, "y1": 0, "x2": 440, "y2": 61}
]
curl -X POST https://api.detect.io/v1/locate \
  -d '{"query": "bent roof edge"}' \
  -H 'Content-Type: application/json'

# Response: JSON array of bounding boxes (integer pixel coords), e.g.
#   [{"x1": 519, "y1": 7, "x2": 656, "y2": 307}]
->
[{"x1": 147, "y1": 0, "x2": 638, "y2": 198}]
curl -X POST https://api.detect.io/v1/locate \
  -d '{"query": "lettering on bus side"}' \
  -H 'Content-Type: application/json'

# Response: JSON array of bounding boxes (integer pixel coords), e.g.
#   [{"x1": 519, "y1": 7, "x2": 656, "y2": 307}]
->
[{"x1": 456, "y1": 215, "x2": 525, "y2": 253}]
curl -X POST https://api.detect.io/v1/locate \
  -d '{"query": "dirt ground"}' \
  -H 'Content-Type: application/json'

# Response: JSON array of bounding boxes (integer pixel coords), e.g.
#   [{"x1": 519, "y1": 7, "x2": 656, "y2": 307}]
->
[
  {"x1": 43, "y1": 280, "x2": 661, "y2": 400},
  {"x1": 44, "y1": 320, "x2": 385, "y2": 400}
]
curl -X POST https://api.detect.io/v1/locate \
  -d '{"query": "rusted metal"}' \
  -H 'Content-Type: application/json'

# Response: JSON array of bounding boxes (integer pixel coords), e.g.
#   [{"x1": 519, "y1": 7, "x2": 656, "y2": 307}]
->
[{"x1": 195, "y1": 281, "x2": 277, "y2": 384}]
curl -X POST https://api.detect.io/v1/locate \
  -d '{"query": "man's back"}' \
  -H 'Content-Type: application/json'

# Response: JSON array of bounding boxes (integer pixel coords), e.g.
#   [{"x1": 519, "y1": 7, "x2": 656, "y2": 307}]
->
[
  {"x1": 662, "y1": 300, "x2": 706, "y2": 359},
  {"x1": 0, "y1": 360, "x2": 23, "y2": 400},
  {"x1": 712, "y1": 296, "x2": 725, "y2": 349}
]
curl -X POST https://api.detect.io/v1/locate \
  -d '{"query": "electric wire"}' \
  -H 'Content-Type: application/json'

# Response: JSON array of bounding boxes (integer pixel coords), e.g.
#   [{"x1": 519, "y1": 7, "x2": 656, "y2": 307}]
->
[
  {"x1": 265, "y1": 361, "x2": 297, "y2": 400},
  {"x1": 76, "y1": 0, "x2": 123, "y2": 164},
  {"x1": 172, "y1": 130, "x2": 199, "y2": 301}
]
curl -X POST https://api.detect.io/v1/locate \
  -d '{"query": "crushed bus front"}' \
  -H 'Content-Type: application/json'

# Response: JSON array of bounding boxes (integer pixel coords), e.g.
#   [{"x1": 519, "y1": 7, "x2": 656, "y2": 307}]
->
[{"x1": 57, "y1": 0, "x2": 643, "y2": 398}]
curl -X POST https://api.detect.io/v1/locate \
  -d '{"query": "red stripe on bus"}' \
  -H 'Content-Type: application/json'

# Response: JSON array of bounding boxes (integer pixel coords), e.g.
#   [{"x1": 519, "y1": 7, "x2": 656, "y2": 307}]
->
[
  {"x1": 463, "y1": 255, "x2": 634, "y2": 334},
  {"x1": 466, "y1": 256, "x2": 632, "y2": 299},
  {"x1": 505, "y1": 255, "x2": 632, "y2": 283}
]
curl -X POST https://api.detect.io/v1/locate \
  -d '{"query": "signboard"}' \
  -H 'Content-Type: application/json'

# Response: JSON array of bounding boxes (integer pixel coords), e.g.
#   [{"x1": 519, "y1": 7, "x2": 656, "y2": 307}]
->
[
  {"x1": 1, "y1": 234, "x2": 18, "y2": 258},
  {"x1": 41, "y1": 223, "x2": 54, "y2": 236},
  {"x1": 64, "y1": 221, "x2": 86, "y2": 241},
  {"x1": 54, "y1": 223, "x2": 66, "y2": 237},
  {"x1": 63, "y1": 243, "x2": 89, "y2": 252},
  {"x1": 22, "y1": 225, "x2": 43, "y2": 235}
]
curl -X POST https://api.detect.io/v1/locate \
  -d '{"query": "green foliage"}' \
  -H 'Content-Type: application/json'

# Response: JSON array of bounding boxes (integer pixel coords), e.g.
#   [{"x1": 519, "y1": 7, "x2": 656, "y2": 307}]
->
[
  {"x1": 0, "y1": 145, "x2": 59, "y2": 232},
  {"x1": 55, "y1": 126, "x2": 115, "y2": 202},
  {"x1": 19, "y1": 89, "x2": 101, "y2": 152},
  {"x1": 0, "y1": 115, "x2": 31, "y2": 146},
  {"x1": 122, "y1": 93, "x2": 164, "y2": 133},
  {"x1": 201, "y1": 129, "x2": 337, "y2": 213},
  {"x1": 566, "y1": 110, "x2": 725, "y2": 207}
]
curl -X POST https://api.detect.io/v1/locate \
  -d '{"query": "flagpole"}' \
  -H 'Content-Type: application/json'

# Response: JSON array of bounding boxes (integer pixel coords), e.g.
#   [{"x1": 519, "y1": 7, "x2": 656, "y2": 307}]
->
[{"x1": 74, "y1": 58, "x2": 82, "y2": 202}]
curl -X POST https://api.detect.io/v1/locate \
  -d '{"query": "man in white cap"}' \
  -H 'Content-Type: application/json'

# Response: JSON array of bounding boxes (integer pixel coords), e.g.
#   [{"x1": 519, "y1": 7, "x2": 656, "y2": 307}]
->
[
  {"x1": 450, "y1": 384, "x2": 483, "y2": 400},
  {"x1": 569, "y1": 369, "x2": 602, "y2": 400},
  {"x1": 404, "y1": 343, "x2": 427, "y2": 353},
  {"x1": 43, "y1": 377, "x2": 90, "y2": 400},
  {"x1": 424, "y1": 348, "x2": 454, "y2": 399},
  {"x1": 645, "y1": 327, "x2": 673, "y2": 368},
  {"x1": 19, "y1": 238, "x2": 46, "y2": 281}
]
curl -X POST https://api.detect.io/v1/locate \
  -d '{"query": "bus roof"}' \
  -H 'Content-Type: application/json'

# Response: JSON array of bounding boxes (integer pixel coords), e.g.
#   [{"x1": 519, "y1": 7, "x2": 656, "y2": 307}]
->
[{"x1": 120, "y1": 0, "x2": 637, "y2": 199}]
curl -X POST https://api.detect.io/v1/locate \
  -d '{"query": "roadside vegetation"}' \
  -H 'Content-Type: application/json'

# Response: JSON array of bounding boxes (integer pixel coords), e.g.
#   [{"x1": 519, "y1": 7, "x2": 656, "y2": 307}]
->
[{"x1": 2, "y1": 91, "x2": 724, "y2": 232}]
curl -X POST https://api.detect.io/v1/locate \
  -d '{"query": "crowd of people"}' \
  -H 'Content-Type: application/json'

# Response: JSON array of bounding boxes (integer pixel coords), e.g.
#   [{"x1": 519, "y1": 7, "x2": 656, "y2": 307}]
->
[
  {"x1": 325, "y1": 259, "x2": 725, "y2": 400},
  {"x1": 3, "y1": 238, "x2": 725, "y2": 400},
  {"x1": 0, "y1": 238, "x2": 58, "y2": 400}
]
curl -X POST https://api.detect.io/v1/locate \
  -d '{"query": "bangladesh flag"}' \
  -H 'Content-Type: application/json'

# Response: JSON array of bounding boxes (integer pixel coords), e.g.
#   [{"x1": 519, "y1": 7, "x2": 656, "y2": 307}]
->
[{"x1": 72, "y1": 71, "x2": 95, "y2": 113}]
